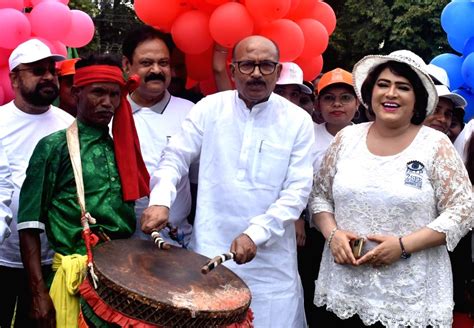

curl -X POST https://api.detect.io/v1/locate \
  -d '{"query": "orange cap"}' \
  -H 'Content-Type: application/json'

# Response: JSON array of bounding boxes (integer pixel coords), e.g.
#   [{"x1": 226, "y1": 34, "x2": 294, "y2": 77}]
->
[
  {"x1": 317, "y1": 68, "x2": 353, "y2": 94},
  {"x1": 57, "y1": 58, "x2": 80, "y2": 76}
]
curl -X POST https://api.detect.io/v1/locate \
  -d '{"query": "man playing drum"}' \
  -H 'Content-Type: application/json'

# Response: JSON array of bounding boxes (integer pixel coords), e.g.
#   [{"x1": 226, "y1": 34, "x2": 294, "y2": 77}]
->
[
  {"x1": 17, "y1": 54, "x2": 149, "y2": 327},
  {"x1": 141, "y1": 35, "x2": 315, "y2": 327}
]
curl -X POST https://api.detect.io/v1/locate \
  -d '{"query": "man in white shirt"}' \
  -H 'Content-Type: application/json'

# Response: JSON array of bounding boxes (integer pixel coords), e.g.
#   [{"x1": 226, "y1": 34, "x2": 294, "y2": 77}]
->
[
  {"x1": 0, "y1": 39, "x2": 73, "y2": 327},
  {"x1": 141, "y1": 35, "x2": 315, "y2": 327},
  {"x1": 122, "y1": 25, "x2": 196, "y2": 246}
]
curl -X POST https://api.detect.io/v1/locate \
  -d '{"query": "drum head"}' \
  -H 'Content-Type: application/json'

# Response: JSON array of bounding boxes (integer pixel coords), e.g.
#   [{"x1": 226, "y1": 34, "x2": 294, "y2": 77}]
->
[{"x1": 91, "y1": 239, "x2": 251, "y2": 327}]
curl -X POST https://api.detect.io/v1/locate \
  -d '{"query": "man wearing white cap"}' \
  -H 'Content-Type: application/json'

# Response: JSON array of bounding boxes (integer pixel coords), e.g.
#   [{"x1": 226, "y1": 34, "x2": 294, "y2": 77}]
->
[
  {"x1": 274, "y1": 62, "x2": 313, "y2": 106},
  {"x1": 423, "y1": 84, "x2": 466, "y2": 135},
  {"x1": 0, "y1": 39, "x2": 73, "y2": 327}
]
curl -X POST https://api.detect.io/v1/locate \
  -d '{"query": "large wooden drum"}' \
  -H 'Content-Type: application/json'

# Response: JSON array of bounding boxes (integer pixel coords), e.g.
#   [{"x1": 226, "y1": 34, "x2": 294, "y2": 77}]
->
[{"x1": 81, "y1": 239, "x2": 252, "y2": 327}]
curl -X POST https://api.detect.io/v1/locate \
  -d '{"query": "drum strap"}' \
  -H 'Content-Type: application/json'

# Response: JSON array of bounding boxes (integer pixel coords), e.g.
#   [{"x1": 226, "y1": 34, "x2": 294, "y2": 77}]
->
[{"x1": 66, "y1": 120, "x2": 99, "y2": 288}]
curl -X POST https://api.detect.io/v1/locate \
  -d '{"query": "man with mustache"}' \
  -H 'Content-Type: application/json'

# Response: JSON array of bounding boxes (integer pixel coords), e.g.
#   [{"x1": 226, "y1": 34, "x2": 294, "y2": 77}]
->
[
  {"x1": 17, "y1": 54, "x2": 149, "y2": 327},
  {"x1": 122, "y1": 25, "x2": 196, "y2": 247},
  {"x1": 0, "y1": 39, "x2": 73, "y2": 328},
  {"x1": 141, "y1": 35, "x2": 315, "y2": 327}
]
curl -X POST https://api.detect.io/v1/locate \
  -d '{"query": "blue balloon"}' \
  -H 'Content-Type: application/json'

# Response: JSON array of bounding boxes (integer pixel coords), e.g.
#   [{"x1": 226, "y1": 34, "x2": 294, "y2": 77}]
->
[
  {"x1": 448, "y1": 34, "x2": 467, "y2": 53},
  {"x1": 453, "y1": 88, "x2": 474, "y2": 122},
  {"x1": 462, "y1": 52, "x2": 474, "y2": 88},
  {"x1": 441, "y1": 2, "x2": 474, "y2": 39},
  {"x1": 430, "y1": 53, "x2": 465, "y2": 89},
  {"x1": 463, "y1": 37, "x2": 474, "y2": 55}
]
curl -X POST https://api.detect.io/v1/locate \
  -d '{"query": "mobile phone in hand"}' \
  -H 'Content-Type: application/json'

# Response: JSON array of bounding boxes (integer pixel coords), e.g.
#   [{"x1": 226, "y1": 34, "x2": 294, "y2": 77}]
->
[{"x1": 351, "y1": 238, "x2": 365, "y2": 259}]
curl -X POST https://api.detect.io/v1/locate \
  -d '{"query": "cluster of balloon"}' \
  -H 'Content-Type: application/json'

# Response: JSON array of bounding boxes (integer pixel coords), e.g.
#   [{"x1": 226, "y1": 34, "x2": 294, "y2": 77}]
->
[
  {"x1": 431, "y1": 0, "x2": 474, "y2": 121},
  {"x1": 0, "y1": 0, "x2": 95, "y2": 105},
  {"x1": 134, "y1": 0, "x2": 336, "y2": 95}
]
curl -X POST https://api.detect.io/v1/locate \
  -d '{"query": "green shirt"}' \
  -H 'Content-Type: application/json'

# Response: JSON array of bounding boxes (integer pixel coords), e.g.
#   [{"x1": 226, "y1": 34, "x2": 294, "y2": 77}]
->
[{"x1": 18, "y1": 120, "x2": 135, "y2": 255}]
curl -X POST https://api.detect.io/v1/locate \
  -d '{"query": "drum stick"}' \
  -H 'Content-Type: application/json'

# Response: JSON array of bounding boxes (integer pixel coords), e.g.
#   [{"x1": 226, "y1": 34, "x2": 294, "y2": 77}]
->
[
  {"x1": 201, "y1": 252, "x2": 235, "y2": 274},
  {"x1": 151, "y1": 230, "x2": 171, "y2": 250}
]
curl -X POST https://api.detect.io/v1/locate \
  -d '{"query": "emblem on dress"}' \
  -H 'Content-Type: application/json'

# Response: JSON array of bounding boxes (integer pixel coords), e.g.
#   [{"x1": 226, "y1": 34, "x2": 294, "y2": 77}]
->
[{"x1": 405, "y1": 160, "x2": 424, "y2": 189}]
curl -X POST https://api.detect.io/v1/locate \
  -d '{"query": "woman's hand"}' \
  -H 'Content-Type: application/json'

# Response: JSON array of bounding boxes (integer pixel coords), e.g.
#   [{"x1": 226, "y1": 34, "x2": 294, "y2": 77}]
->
[
  {"x1": 356, "y1": 235, "x2": 402, "y2": 267},
  {"x1": 329, "y1": 230, "x2": 358, "y2": 265}
]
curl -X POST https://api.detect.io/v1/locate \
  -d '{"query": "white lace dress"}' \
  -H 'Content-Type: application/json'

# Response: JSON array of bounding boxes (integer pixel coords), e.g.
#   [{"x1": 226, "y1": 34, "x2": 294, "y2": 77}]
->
[{"x1": 309, "y1": 122, "x2": 474, "y2": 327}]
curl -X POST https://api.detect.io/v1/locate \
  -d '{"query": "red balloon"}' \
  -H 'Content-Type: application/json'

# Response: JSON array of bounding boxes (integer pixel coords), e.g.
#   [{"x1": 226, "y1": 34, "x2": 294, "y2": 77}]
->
[
  {"x1": 309, "y1": 2, "x2": 336, "y2": 35},
  {"x1": 209, "y1": 2, "x2": 254, "y2": 48},
  {"x1": 49, "y1": 40, "x2": 67, "y2": 57},
  {"x1": 31, "y1": 0, "x2": 69, "y2": 5},
  {"x1": 296, "y1": 19, "x2": 328, "y2": 58},
  {"x1": 0, "y1": 48, "x2": 12, "y2": 67},
  {"x1": 134, "y1": 0, "x2": 190, "y2": 33},
  {"x1": 171, "y1": 10, "x2": 213, "y2": 55},
  {"x1": 0, "y1": 86, "x2": 4, "y2": 106},
  {"x1": 286, "y1": 0, "x2": 317, "y2": 19},
  {"x1": 30, "y1": 1, "x2": 72, "y2": 40},
  {"x1": 185, "y1": 46, "x2": 213, "y2": 81},
  {"x1": 60, "y1": 10, "x2": 95, "y2": 48},
  {"x1": 0, "y1": 0, "x2": 24, "y2": 10},
  {"x1": 259, "y1": 19, "x2": 304, "y2": 62},
  {"x1": 246, "y1": 0, "x2": 291, "y2": 20},
  {"x1": 294, "y1": 54, "x2": 323, "y2": 81},
  {"x1": 188, "y1": 0, "x2": 218, "y2": 15},
  {"x1": 205, "y1": 0, "x2": 228, "y2": 4},
  {"x1": 0, "y1": 9, "x2": 31, "y2": 49},
  {"x1": 199, "y1": 77, "x2": 217, "y2": 96},
  {"x1": 0, "y1": 66, "x2": 14, "y2": 104}
]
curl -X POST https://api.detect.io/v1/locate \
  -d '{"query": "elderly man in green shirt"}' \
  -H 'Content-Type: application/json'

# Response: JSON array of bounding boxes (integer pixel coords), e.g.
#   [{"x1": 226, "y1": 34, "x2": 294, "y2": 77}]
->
[{"x1": 17, "y1": 54, "x2": 149, "y2": 328}]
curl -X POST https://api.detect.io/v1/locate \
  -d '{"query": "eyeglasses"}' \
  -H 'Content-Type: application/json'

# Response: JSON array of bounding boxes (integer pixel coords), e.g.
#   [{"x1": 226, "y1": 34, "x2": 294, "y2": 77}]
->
[
  {"x1": 320, "y1": 93, "x2": 355, "y2": 105},
  {"x1": 233, "y1": 60, "x2": 279, "y2": 75},
  {"x1": 14, "y1": 66, "x2": 58, "y2": 77}
]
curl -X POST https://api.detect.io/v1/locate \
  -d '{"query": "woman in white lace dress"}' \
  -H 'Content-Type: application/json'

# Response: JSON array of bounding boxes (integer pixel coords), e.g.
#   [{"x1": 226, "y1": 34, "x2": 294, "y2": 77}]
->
[{"x1": 309, "y1": 50, "x2": 474, "y2": 328}]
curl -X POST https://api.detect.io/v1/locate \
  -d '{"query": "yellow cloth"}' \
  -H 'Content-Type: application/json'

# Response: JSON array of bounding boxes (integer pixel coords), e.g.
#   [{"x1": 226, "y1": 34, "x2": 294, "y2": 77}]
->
[{"x1": 49, "y1": 253, "x2": 87, "y2": 328}]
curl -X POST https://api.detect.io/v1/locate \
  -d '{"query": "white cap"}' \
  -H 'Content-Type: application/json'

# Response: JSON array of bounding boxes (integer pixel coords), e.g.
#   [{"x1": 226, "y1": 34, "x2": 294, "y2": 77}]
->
[
  {"x1": 8, "y1": 39, "x2": 65, "y2": 72},
  {"x1": 436, "y1": 85, "x2": 466, "y2": 109},
  {"x1": 426, "y1": 64, "x2": 450, "y2": 88},
  {"x1": 276, "y1": 62, "x2": 312, "y2": 94}
]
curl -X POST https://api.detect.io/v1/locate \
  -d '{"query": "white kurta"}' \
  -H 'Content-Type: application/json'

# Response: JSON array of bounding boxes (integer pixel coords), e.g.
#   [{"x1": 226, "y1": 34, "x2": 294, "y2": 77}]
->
[
  {"x1": 310, "y1": 122, "x2": 474, "y2": 327},
  {"x1": 0, "y1": 140, "x2": 13, "y2": 245},
  {"x1": 130, "y1": 92, "x2": 195, "y2": 246},
  {"x1": 149, "y1": 90, "x2": 315, "y2": 327},
  {"x1": 0, "y1": 101, "x2": 73, "y2": 267}
]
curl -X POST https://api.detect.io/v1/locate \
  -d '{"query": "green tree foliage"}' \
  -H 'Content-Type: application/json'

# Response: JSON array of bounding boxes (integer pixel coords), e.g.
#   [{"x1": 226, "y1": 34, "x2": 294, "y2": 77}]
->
[{"x1": 324, "y1": 0, "x2": 450, "y2": 72}]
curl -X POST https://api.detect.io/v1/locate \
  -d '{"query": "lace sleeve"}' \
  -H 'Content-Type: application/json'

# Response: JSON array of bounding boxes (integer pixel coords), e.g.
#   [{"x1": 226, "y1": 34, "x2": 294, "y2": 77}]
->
[
  {"x1": 309, "y1": 130, "x2": 345, "y2": 215},
  {"x1": 427, "y1": 137, "x2": 474, "y2": 251}
]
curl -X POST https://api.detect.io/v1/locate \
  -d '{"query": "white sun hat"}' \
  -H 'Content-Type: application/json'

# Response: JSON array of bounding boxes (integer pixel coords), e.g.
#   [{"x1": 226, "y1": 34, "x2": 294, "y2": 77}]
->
[
  {"x1": 8, "y1": 39, "x2": 65, "y2": 72},
  {"x1": 436, "y1": 85, "x2": 466, "y2": 109},
  {"x1": 426, "y1": 63, "x2": 450, "y2": 88},
  {"x1": 352, "y1": 49, "x2": 438, "y2": 115},
  {"x1": 276, "y1": 62, "x2": 313, "y2": 94}
]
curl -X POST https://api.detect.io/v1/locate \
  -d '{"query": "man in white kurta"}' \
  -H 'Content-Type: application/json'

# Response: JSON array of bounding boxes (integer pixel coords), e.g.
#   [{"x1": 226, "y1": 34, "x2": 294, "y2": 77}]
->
[{"x1": 141, "y1": 36, "x2": 315, "y2": 327}]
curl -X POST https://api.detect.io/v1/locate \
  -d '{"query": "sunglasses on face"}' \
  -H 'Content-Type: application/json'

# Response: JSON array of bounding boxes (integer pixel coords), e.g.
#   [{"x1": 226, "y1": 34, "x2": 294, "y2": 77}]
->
[{"x1": 15, "y1": 65, "x2": 58, "y2": 77}]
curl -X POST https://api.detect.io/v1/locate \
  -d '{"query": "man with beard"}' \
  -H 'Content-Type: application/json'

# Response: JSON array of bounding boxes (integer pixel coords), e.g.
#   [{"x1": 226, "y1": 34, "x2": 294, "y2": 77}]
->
[
  {"x1": 17, "y1": 54, "x2": 149, "y2": 327},
  {"x1": 122, "y1": 25, "x2": 197, "y2": 247},
  {"x1": 0, "y1": 39, "x2": 73, "y2": 327},
  {"x1": 141, "y1": 35, "x2": 315, "y2": 327}
]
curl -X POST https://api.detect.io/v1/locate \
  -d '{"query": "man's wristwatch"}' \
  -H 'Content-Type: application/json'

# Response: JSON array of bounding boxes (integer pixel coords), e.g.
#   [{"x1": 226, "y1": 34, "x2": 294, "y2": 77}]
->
[{"x1": 398, "y1": 237, "x2": 411, "y2": 259}]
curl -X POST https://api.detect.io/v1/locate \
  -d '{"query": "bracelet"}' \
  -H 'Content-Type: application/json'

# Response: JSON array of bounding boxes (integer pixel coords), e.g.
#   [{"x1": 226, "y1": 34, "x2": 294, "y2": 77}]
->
[
  {"x1": 327, "y1": 227, "x2": 338, "y2": 247},
  {"x1": 398, "y1": 237, "x2": 411, "y2": 259}
]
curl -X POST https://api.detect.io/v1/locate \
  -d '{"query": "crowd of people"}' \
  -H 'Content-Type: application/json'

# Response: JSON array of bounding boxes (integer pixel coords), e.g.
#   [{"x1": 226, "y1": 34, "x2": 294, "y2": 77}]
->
[{"x1": 0, "y1": 23, "x2": 473, "y2": 328}]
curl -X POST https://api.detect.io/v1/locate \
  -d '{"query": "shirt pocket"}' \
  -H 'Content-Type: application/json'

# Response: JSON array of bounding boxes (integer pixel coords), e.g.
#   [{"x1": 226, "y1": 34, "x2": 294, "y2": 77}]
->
[{"x1": 252, "y1": 140, "x2": 291, "y2": 187}]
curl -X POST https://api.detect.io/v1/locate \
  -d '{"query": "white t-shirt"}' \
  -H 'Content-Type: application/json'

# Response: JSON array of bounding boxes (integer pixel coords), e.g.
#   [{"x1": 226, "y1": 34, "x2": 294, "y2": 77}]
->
[
  {"x1": 0, "y1": 140, "x2": 13, "y2": 245},
  {"x1": 310, "y1": 122, "x2": 473, "y2": 327},
  {"x1": 313, "y1": 122, "x2": 335, "y2": 173},
  {"x1": 129, "y1": 91, "x2": 195, "y2": 246},
  {"x1": 0, "y1": 101, "x2": 73, "y2": 268}
]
